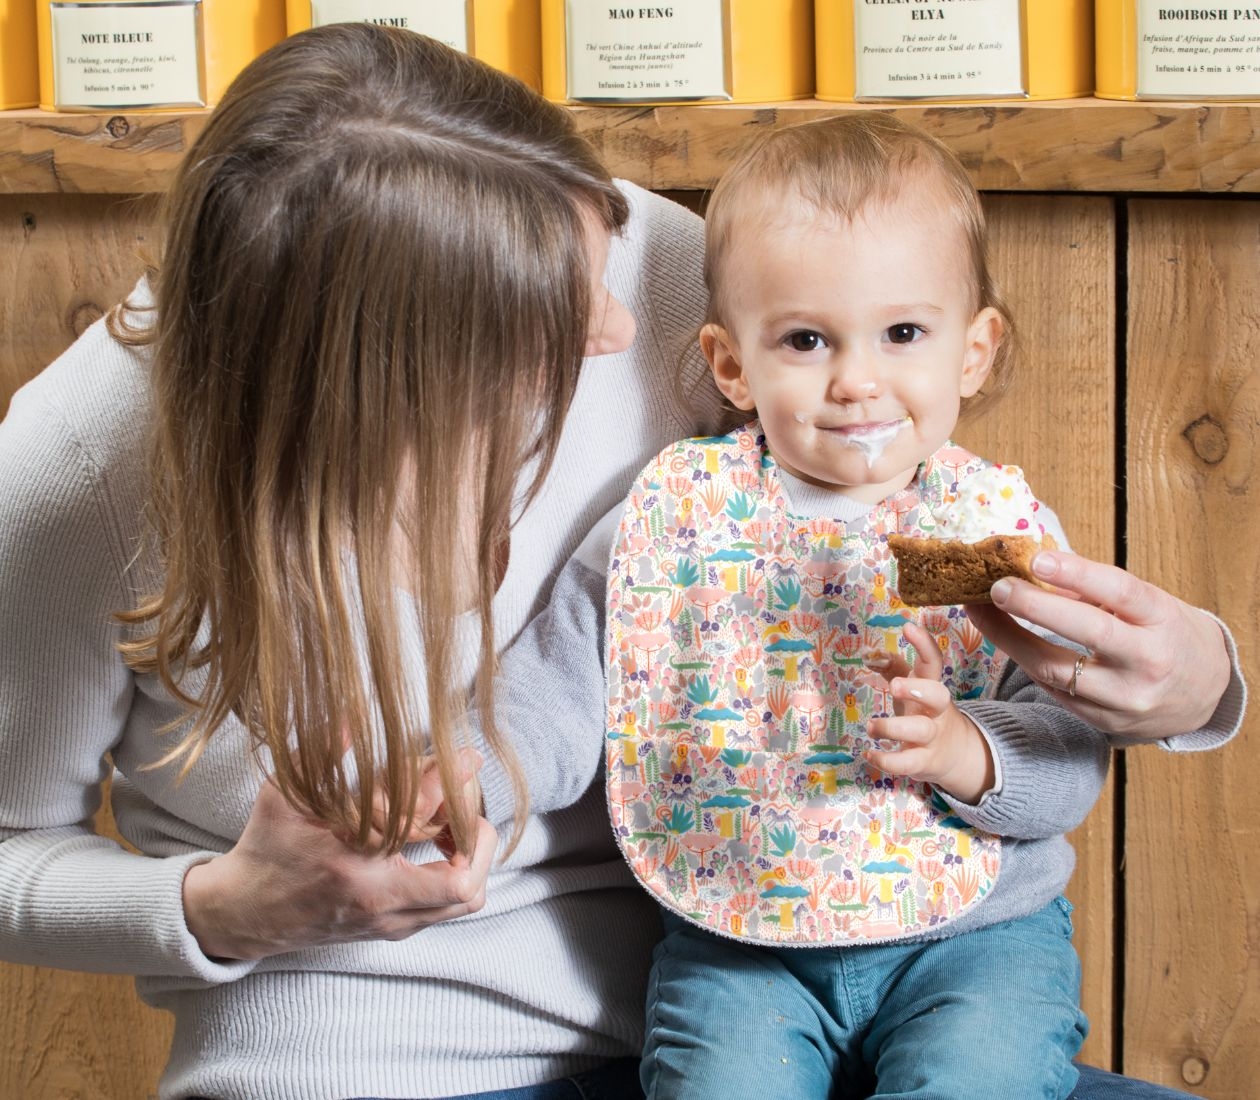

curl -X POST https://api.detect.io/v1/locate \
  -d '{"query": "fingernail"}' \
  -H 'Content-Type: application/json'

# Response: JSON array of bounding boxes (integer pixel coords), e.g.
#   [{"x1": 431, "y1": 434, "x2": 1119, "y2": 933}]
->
[
  {"x1": 1031, "y1": 552, "x2": 1058, "y2": 580},
  {"x1": 991, "y1": 578, "x2": 1013, "y2": 604}
]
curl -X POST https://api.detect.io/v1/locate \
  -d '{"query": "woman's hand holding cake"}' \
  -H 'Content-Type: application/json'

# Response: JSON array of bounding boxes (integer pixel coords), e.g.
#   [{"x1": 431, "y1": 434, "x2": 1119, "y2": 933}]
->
[
  {"x1": 887, "y1": 463, "x2": 1240, "y2": 744},
  {"x1": 966, "y1": 553, "x2": 1235, "y2": 742}
]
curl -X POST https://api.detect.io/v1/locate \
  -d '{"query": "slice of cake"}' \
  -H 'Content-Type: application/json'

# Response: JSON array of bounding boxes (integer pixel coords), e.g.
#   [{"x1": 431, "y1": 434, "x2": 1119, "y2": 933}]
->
[{"x1": 888, "y1": 464, "x2": 1056, "y2": 607}]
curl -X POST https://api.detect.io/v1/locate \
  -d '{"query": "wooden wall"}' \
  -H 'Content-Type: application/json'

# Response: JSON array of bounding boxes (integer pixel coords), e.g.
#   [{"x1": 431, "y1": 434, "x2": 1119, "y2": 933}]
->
[
  {"x1": 1124, "y1": 200, "x2": 1260, "y2": 1097},
  {"x1": 959, "y1": 195, "x2": 1118, "y2": 1070},
  {"x1": 1, "y1": 194, "x2": 158, "y2": 418},
  {"x1": 0, "y1": 187, "x2": 1254, "y2": 1098}
]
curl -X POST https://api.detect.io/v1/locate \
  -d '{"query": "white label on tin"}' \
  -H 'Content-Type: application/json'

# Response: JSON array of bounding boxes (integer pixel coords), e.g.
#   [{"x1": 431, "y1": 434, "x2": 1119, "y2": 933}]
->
[
  {"x1": 564, "y1": 0, "x2": 729, "y2": 102},
  {"x1": 853, "y1": 0, "x2": 1024, "y2": 100},
  {"x1": 309, "y1": 0, "x2": 469, "y2": 52},
  {"x1": 1136, "y1": 1, "x2": 1260, "y2": 98},
  {"x1": 51, "y1": 1, "x2": 203, "y2": 109}
]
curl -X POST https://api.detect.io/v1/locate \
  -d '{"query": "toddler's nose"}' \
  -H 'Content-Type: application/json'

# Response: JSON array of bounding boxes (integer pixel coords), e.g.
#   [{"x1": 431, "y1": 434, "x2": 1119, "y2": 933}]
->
[{"x1": 827, "y1": 349, "x2": 882, "y2": 402}]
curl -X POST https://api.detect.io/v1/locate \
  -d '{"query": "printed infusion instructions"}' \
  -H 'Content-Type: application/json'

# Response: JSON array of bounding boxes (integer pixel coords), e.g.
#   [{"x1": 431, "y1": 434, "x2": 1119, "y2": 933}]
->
[
  {"x1": 564, "y1": 2, "x2": 731, "y2": 102},
  {"x1": 853, "y1": 0, "x2": 1025, "y2": 100},
  {"x1": 1136, "y1": 1, "x2": 1260, "y2": 98},
  {"x1": 308, "y1": 0, "x2": 470, "y2": 53},
  {"x1": 50, "y1": 1, "x2": 204, "y2": 109}
]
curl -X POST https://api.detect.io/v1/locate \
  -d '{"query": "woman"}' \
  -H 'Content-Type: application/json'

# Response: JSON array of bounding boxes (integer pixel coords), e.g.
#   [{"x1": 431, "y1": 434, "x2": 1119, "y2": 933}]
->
[{"x1": 0, "y1": 24, "x2": 674, "y2": 1099}]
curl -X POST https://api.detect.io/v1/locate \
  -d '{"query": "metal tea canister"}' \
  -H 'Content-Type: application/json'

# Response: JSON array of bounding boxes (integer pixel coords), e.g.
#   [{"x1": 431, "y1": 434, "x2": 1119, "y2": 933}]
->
[
  {"x1": 38, "y1": 0, "x2": 285, "y2": 110},
  {"x1": 285, "y1": 0, "x2": 542, "y2": 89},
  {"x1": 541, "y1": 0, "x2": 813, "y2": 105},
  {"x1": 816, "y1": 0, "x2": 1093, "y2": 102}
]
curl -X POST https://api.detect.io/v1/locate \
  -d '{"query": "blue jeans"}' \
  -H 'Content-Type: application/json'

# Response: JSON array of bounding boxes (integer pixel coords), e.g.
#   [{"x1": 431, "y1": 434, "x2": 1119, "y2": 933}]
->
[{"x1": 643, "y1": 899, "x2": 1088, "y2": 1099}]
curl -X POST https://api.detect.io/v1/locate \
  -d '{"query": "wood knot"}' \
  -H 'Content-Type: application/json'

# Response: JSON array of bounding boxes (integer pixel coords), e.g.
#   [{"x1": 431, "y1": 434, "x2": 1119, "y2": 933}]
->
[
  {"x1": 70, "y1": 302, "x2": 104, "y2": 338},
  {"x1": 1180, "y1": 1056, "x2": 1208, "y2": 1086},
  {"x1": 1182, "y1": 415, "x2": 1228, "y2": 465},
  {"x1": 105, "y1": 115, "x2": 130, "y2": 139}
]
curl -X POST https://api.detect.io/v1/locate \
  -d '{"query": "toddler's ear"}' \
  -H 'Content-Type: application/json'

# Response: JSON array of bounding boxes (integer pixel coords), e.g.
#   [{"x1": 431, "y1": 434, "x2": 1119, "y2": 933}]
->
[
  {"x1": 701, "y1": 324, "x2": 755, "y2": 411},
  {"x1": 960, "y1": 307, "x2": 1002, "y2": 398}
]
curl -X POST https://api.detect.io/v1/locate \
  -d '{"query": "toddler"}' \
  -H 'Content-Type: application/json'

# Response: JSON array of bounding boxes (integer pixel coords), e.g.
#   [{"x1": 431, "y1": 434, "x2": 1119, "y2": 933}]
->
[{"x1": 603, "y1": 113, "x2": 1108, "y2": 1099}]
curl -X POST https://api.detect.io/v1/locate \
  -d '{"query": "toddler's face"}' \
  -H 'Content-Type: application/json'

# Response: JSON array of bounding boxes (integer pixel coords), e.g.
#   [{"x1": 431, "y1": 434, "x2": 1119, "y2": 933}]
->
[{"x1": 702, "y1": 185, "x2": 999, "y2": 504}]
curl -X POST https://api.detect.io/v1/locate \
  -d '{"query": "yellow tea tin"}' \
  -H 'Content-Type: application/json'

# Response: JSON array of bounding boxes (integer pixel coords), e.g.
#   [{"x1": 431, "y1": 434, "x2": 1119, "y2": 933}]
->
[
  {"x1": 1097, "y1": 0, "x2": 1260, "y2": 100},
  {"x1": 817, "y1": 0, "x2": 1092, "y2": 103},
  {"x1": 38, "y1": 0, "x2": 285, "y2": 109},
  {"x1": 285, "y1": 0, "x2": 542, "y2": 90},
  {"x1": 1, "y1": 0, "x2": 39, "y2": 108},
  {"x1": 541, "y1": 0, "x2": 813, "y2": 105}
]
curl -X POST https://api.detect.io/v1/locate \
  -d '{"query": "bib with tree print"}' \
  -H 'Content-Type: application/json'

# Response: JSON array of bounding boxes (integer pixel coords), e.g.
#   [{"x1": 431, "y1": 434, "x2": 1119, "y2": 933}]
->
[{"x1": 606, "y1": 422, "x2": 1007, "y2": 945}]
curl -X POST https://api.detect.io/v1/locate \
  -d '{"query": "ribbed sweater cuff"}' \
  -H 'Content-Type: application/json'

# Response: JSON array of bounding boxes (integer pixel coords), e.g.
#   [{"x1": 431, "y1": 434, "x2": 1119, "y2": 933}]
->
[
  {"x1": 1156, "y1": 610, "x2": 1247, "y2": 753},
  {"x1": 0, "y1": 830, "x2": 256, "y2": 983},
  {"x1": 945, "y1": 702, "x2": 1080, "y2": 838}
]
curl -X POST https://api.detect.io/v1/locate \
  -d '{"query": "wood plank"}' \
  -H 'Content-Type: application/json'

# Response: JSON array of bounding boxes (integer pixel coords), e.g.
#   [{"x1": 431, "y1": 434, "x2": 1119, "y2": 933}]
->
[
  {"x1": 0, "y1": 110, "x2": 205, "y2": 195},
  {"x1": 1125, "y1": 200, "x2": 1260, "y2": 1098},
  {"x1": 0, "y1": 783, "x2": 171, "y2": 1100},
  {"x1": 1, "y1": 967, "x2": 170, "y2": 1099},
  {"x1": 0, "y1": 193, "x2": 157, "y2": 416},
  {"x1": 575, "y1": 100, "x2": 1230, "y2": 195},
  {"x1": 9, "y1": 99, "x2": 1260, "y2": 195},
  {"x1": 955, "y1": 194, "x2": 1118, "y2": 1070}
]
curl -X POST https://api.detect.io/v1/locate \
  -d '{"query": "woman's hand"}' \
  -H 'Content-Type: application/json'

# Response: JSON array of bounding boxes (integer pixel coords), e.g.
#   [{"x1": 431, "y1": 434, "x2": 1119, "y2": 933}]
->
[
  {"x1": 182, "y1": 747, "x2": 495, "y2": 961},
  {"x1": 865, "y1": 623, "x2": 995, "y2": 804},
  {"x1": 965, "y1": 550, "x2": 1231, "y2": 741}
]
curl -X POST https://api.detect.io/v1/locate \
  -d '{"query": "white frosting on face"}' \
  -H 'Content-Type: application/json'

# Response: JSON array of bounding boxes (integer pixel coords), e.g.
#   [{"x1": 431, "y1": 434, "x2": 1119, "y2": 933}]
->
[
  {"x1": 842, "y1": 417, "x2": 910, "y2": 468},
  {"x1": 931, "y1": 464, "x2": 1045, "y2": 540}
]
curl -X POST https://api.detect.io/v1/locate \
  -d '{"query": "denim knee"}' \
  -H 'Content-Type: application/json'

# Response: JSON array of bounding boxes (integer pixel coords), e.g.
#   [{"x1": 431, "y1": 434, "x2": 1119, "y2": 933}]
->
[
  {"x1": 642, "y1": 915, "x2": 838, "y2": 1100},
  {"x1": 864, "y1": 899, "x2": 1087, "y2": 1099}
]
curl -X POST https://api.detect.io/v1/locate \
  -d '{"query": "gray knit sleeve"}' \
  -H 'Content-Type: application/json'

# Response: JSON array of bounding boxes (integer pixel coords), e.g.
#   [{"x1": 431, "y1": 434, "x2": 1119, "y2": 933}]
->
[
  {"x1": 0, "y1": 375, "x2": 254, "y2": 982},
  {"x1": 947, "y1": 663, "x2": 1111, "y2": 840},
  {"x1": 473, "y1": 509, "x2": 617, "y2": 827},
  {"x1": 1148, "y1": 611, "x2": 1247, "y2": 753},
  {"x1": 607, "y1": 181, "x2": 726, "y2": 438}
]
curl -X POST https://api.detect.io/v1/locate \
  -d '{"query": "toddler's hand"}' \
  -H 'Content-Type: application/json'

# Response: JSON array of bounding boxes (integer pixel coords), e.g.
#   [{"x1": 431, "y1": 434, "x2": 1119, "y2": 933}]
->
[{"x1": 865, "y1": 622, "x2": 995, "y2": 804}]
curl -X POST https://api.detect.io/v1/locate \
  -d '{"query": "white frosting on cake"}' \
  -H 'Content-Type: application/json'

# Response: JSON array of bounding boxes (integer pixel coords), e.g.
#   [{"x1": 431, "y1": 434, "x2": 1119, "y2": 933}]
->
[{"x1": 930, "y1": 464, "x2": 1045, "y2": 541}]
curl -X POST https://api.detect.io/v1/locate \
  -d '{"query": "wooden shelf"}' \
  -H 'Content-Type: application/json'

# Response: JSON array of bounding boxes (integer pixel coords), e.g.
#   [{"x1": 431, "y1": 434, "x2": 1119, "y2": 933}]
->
[{"x1": 5, "y1": 97, "x2": 1260, "y2": 195}]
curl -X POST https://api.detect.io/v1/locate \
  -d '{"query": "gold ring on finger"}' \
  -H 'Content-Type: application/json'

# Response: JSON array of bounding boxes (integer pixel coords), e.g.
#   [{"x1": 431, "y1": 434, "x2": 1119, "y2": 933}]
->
[{"x1": 1068, "y1": 653, "x2": 1088, "y2": 698}]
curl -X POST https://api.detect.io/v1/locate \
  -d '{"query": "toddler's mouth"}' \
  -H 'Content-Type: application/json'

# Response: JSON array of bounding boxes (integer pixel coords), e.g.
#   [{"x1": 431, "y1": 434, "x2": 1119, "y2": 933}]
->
[
  {"x1": 832, "y1": 419, "x2": 907, "y2": 439},
  {"x1": 823, "y1": 417, "x2": 911, "y2": 467}
]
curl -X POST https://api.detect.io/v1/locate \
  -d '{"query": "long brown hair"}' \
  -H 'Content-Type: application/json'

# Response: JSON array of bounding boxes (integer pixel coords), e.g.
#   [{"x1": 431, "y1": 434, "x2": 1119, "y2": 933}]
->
[
  {"x1": 117, "y1": 24, "x2": 627, "y2": 855},
  {"x1": 703, "y1": 112, "x2": 1015, "y2": 425}
]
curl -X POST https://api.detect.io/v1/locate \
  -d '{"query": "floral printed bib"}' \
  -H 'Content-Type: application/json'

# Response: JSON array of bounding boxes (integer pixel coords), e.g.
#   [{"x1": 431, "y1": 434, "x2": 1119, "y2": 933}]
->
[{"x1": 606, "y1": 423, "x2": 1005, "y2": 945}]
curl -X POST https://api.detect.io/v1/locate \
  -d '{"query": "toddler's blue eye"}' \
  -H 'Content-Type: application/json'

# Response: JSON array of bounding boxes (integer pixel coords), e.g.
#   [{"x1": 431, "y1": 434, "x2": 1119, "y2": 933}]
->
[
  {"x1": 886, "y1": 323, "x2": 922, "y2": 345},
  {"x1": 786, "y1": 331, "x2": 824, "y2": 352}
]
